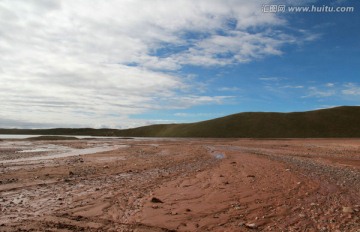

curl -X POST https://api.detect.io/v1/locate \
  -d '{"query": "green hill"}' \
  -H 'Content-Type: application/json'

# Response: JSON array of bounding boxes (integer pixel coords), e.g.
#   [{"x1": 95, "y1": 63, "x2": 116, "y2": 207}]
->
[{"x1": 1, "y1": 106, "x2": 360, "y2": 138}]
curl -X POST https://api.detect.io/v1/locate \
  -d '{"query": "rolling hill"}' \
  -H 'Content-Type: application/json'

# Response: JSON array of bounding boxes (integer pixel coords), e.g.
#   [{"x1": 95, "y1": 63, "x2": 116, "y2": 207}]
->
[{"x1": 1, "y1": 106, "x2": 360, "y2": 138}]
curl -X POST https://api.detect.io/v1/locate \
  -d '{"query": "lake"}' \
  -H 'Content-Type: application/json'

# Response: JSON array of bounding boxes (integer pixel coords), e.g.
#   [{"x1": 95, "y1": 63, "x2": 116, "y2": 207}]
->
[{"x1": 0, "y1": 134, "x2": 115, "y2": 139}]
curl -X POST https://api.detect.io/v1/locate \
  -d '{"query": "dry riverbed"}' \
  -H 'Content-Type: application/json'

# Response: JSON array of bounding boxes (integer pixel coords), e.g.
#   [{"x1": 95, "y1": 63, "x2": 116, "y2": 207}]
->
[{"x1": 0, "y1": 138, "x2": 359, "y2": 231}]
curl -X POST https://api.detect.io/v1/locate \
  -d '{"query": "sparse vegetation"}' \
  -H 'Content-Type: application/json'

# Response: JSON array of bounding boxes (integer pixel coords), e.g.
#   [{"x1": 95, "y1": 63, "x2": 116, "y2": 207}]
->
[{"x1": 26, "y1": 136, "x2": 79, "y2": 140}]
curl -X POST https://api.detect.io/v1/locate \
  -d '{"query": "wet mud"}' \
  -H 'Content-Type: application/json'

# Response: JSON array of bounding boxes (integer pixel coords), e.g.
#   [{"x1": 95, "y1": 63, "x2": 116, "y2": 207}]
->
[{"x1": 0, "y1": 138, "x2": 359, "y2": 231}]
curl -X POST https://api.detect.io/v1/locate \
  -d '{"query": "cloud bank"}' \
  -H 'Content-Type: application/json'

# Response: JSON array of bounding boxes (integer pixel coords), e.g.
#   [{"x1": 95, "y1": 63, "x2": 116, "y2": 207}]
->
[{"x1": 0, "y1": 0, "x2": 312, "y2": 128}]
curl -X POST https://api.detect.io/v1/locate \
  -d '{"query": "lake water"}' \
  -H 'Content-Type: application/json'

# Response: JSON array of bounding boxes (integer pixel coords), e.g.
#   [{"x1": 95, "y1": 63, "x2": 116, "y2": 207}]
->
[
  {"x1": 0, "y1": 145, "x2": 129, "y2": 164},
  {"x1": 0, "y1": 134, "x2": 121, "y2": 139},
  {"x1": 0, "y1": 134, "x2": 183, "y2": 141}
]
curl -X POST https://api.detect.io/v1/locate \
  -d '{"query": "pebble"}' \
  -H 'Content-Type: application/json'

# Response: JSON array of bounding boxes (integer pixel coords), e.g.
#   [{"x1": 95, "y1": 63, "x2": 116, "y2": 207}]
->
[
  {"x1": 342, "y1": 206, "x2": 354, "y2": 213},
  {"x1": 150, "y1": 197, "x2": 163, "y2": 203},
  {"x1": 245, "y1": 223, "x2": 257, "y2": 229}
]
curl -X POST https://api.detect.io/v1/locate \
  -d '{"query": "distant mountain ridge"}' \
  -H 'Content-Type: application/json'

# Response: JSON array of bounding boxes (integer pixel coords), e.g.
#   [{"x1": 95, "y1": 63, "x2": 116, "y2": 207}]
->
[{"x1": 1, "y1": 106, "x2": 360, "y2": 138}]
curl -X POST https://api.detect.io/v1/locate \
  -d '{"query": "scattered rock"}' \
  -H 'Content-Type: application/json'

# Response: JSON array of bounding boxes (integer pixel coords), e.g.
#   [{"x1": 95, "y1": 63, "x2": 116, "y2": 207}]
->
[
  {"x1": 342, "y1": 207, "x2": 354, "y2": 213},
  {"x1": 185, "y1": 208, "x2": 191, "y2": 212},
  {"x1": 245, "y1": 223, "x2": 258, "y2": 229},
  {"x1": 69, "y1": 171, "x2": 74, "y2": 176},
  {"x1": 151, "y1": 197, "x2": 163, "y2": 203},
  {"x1": 299, "y1": 213, "x2": 306, "y2": 218},
  {"x1": 214, "y1": 154, "x2": 225, "y2": 159},
  {"x1": 247, "y1": 175, "x2": 255, "y2": 178},
  {"x1": 0, "y1": 178, "x2": 19, "y2": 184}
]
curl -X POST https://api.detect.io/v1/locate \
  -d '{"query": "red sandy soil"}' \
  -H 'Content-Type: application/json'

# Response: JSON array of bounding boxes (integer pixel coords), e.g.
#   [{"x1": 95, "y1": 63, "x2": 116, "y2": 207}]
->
[{"x1": 0, "y1": 138, "x2": 359, "y2": 231}]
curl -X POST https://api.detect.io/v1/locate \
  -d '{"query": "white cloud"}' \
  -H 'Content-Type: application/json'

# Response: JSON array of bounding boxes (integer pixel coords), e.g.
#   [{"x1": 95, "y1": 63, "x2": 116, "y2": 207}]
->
[
  {"x1": 342, "y1": 83, "x2": 360, "y2": 96},
  {"x1": 281, "y1": 85, "x2": 304, "y2": 89},
  {"x1": 218, "y1": 87, "x2": 241, "y2": 91},
  {"x1": 168, "y1": 30, "x2": 295, "y2": 66},
  {"x1": 0, "y1": 0, "x2": 317, "y2": 128},
  {"x1": 317, "y1": 105, "x2": 340, "y2": 110},
  {"x1": 174, "y1": 112, "x2": 222, "y2": 119},
  {"x1": 325, "y1": 83, "x2": 335, "y2": 87},
  {"x1": 259, "y1": 77, "x2": 283, "y2": 81},
  {"x1": 302, "y1": 87, "x2": 336, "y2": 98},
  {"x1": 164, "y1": 96, "x2": 234, "y2": 109},
  {"x1": 299, "y1": 83, "x2": 360, "y2": 100}
]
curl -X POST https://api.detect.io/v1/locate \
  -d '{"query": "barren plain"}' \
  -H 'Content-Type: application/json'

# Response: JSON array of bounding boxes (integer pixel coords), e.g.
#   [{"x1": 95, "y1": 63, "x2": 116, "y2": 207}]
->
[{"x1": 0, "y1": 138, "x2": 359, "y2": 231}]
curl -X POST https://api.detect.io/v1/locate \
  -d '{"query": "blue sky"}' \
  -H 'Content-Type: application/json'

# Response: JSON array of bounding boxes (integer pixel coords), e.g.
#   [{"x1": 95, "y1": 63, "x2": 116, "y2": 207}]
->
[{"x1": 0, "y1": 0, "x2": 359, "y2": 128}]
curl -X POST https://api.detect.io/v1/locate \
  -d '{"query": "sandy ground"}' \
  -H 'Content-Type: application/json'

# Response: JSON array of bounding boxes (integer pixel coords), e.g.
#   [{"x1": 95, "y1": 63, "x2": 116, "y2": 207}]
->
[{"x1": 0, "y1": 138, "x2": 359, "y2": 231}]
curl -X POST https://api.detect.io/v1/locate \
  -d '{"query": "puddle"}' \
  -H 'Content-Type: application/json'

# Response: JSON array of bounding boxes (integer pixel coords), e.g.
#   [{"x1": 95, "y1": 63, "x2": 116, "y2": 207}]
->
[
  {"x1": 0, "y1": 145, "x2": 129, "y2": 164},
  {"x1": 17, "y1": 144, "x2": 71, "y2": 153}
]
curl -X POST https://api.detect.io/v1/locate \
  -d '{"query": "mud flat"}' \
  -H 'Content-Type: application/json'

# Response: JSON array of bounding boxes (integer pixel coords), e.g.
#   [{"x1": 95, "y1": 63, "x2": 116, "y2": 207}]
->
[{"x1": 0, "y1": 138, "x2": 359, "y2": 231}]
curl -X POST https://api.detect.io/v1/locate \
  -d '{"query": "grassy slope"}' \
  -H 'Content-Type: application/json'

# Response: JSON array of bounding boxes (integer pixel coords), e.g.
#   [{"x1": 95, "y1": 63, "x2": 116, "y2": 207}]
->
[
  {"x1": 114, "y1": 106, "x2": 360, "y2": 138},
  {"x1": 1, "y1": 106, "x2": 360, "y2": 138}
]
